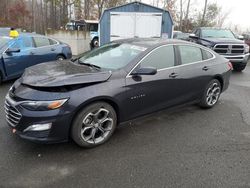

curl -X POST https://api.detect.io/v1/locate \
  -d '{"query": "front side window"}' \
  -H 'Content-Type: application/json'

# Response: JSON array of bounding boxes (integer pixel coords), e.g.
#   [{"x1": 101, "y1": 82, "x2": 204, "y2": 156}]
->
[
  {"x1": 179, "y1": 45, "x2": 203, "y2": 65},
  {"x1": 140, "y1": 45, "x2": 175, "y2": 69},
  {"x1": 10, "y1": 39, "x2": 21, "y2": 49},
  {"x1": 33, "y1": 37, "x2": 50, "y2": 47},
  {"x1": 78, "y1": 43, "x2": 146, "y2": 70}
]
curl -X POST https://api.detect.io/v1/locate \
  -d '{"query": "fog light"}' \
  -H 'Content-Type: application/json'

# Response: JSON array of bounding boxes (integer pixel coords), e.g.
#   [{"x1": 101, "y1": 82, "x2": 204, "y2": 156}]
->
[{"x1": 24, "y1": 123, "x2": 52, "y2": 132}]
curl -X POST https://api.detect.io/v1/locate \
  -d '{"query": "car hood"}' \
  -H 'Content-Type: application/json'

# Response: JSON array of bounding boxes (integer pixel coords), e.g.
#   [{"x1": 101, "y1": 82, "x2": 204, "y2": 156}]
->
[
  {"x1": 203, "y1": 37, "x2": 244, "y2": 44},
  {"x1": 20, "y1": 60, "x2": 112, "y2": 87}
]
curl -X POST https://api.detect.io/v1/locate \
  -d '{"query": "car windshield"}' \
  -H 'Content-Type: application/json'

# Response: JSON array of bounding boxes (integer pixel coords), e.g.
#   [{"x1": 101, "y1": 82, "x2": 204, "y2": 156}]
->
[
  {"x1": 201, "y1": 29, "x2": 235, "y2": 39},
  {"x1": 78, "y1": 43, "x2": 147, "y2": 70},
  {"x1": 0, "y1": 37, "x2": 12, "y2": 49}
]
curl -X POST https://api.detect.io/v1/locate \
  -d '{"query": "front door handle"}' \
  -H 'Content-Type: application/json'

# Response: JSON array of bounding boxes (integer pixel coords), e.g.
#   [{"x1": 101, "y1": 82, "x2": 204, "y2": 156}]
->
[
  {"x1": 169, "y1": 72, "x2": 178, "y2": 78},
  {"x1": 202, "y1": 66, "x2": 209, "y2": 71},
  {"x1": 51, "y1": 48, "x2": 56, "y2": 51},
  {"x1": 30, "y1": 51, "x2": 35, "y2": 55}
]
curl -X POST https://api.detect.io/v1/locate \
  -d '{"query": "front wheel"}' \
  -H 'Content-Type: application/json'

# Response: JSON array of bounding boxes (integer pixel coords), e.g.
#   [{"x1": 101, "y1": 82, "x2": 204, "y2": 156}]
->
[
  {"x1": 233, "y1": 64, "x2": 246, "y2": 72},
  {"x1": 71, "y1": 102, "x2": 117, "y2": 148},
  {"x1": 199, "y1": 79, "x2": 221, "y2": 108}
]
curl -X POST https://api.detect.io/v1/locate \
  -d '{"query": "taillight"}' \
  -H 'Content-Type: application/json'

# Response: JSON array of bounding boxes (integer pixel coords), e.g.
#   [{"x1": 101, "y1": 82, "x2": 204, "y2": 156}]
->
[{"x1": 228, "y1": 62, "x2": 233, "y2": 70}]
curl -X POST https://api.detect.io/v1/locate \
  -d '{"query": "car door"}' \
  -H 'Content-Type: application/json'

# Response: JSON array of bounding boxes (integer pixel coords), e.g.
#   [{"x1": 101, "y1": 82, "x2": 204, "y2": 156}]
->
[
  {"x1": 2, "y1": 37, "x2": 33, "y2": 78},
  {"x1": 124, "y1": 45, "x2": 183, "y2": 119},
  {"x1": 32, "y1": 36, "x2": 55, "y2": 64},
  {"x1": 174, "y1": 45, "x2": 214, "y2": 102}
]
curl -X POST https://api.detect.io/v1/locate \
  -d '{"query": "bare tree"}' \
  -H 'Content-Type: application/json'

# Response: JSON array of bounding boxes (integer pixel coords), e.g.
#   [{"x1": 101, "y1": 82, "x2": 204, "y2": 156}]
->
[{"x1": 201, "y1": 0, "x2": 208, "y2": 26}]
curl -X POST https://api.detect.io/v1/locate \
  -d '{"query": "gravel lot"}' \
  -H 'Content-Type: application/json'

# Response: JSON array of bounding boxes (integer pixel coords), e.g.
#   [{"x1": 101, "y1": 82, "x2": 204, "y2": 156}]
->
[{"x1": 0, "y1": 66, "x2": 250, "y2": 188}]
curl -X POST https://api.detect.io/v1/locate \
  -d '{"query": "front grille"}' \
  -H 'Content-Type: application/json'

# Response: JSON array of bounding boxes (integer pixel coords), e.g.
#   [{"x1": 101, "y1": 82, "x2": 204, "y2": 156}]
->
[
  {"x1": 4, "y1": 100, "x2": 22, "y2": 127},
  {"x1": 213, "y1": 44, "x2": 244, "y2": 55}
]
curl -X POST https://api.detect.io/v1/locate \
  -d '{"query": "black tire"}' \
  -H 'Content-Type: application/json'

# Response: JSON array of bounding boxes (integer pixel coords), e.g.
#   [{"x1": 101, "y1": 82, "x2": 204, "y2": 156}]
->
[
  {"x1": 233, "y1": 64, "x2": 246, "y2": 72},
  {"x1": 0, "y1": 73, "x2": 2, "y2": 85},
  {"x1": 71, "y1": 102, "x2": 117, "y2": 148},
  {"x1": 199, "y1": 79, "x2": 221, "y2": 109},
  {"x1": 56, "y1": 55, "x2": 65, "y2": 61},
  {"x1": 92, "y1": 38, "x2": 99, "y2": 48}
]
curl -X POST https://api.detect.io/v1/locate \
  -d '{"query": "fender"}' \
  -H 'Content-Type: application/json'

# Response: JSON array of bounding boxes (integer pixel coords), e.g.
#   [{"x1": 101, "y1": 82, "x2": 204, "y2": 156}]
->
[{"x1": 0, "y1": 55, "x2": 7, "y2": 81}]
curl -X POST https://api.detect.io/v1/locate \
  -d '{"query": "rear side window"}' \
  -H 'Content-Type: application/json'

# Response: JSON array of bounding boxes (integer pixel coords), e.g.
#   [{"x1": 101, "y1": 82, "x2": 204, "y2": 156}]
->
[
  {"x1": 140, "y1": 45, "x2": 175, "y2": 69},
  {"x1": 202, "y1": 49, "x2": 214, "y2": 60},
  {"x1": 179, "y1": 45, "x2": 203, "y2": 65},
  {"x1": 49, "y1": 39, "x2": 58, "y2": 45},
  {"x1": 33, "y1": 37, "x2": 50, "y2": 47}
]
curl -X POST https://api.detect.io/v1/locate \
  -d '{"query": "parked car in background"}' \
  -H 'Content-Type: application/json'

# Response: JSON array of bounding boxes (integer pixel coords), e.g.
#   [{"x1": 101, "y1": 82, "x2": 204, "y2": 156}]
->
[
  {"x1": 5, "y1": 38, "x2": 231, "y2": 148},
  {"x1": 173, "y1": 31, "x2": 190, "y2": 41},
  {"x1": 190, "y1": 27, "x2": 249, "y2": 71},
  {"x1": 0, "y1": 33, "x2": 72, "y2": 83},
  {"x1": 65, "y1": 19, "x2": 99, "y2": 49}
]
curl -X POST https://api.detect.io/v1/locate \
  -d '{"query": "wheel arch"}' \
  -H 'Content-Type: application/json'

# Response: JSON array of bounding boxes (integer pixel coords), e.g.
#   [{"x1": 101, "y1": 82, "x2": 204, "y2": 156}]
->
[
  {"x1": 70, "y1": 97, "x2": 121, "y2": 131},
  {"x1": 213, "y1": 75, "x2": 224, "y2": 90},
  {"x1": 57, "y1": 54, "x2": 66, "y2": 59}
]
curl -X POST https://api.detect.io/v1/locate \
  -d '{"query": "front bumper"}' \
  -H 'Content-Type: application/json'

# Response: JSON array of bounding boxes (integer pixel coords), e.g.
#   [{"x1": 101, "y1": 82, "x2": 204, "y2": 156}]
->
[
  {"x1": 223, "y1": 53, "x2": 249, "y2": 64},
  {"x1": 5, "y1": 94, "x2": 73, "y2": 143}
]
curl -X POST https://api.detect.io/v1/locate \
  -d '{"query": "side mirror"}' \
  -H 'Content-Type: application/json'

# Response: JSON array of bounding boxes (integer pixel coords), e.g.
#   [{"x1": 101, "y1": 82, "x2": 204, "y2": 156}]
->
[
  {"x1": 189, "y1": 33, "x2": 198, "y2": 39},
  {"x1": 131, "y1": 67, "x2": 157, "y2": 76},
  {"x1": 6, "y1": 48, "x2": 21, "y2": 53},
  {"x1": 238, "y1": 35, "x2": 244, "y2": 40}
]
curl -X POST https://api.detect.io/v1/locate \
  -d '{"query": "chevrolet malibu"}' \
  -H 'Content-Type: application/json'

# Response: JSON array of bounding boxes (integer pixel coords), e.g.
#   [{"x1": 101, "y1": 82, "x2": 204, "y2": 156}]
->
[{"x1": 5, "y1": 38, "x2": 231, "y2": 148}]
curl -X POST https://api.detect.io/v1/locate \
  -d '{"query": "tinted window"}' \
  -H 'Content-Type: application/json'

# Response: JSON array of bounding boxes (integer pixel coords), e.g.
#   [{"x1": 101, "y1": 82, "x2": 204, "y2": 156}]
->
[
  {"x1": 202, "y1": 49, "x2": 214, "y2": 60},
  {"x1": 140, "y1": 46, "x2": 175, "y2": 69},
  {"x1": 33, "y1": 37, "x2": 50, "y2": 47},
  {"x1": 22, "y1": 37, "x2": 33, "y2": 48},
  {"x1": 179, "y1": 45, "x2": 203, "y2": 64},
  {"x1": 49, "y1": 39, "x2": 58, "y2": 45},
  {"x1": 10, "y1": 39, "x2": 21, "y2": 49}
]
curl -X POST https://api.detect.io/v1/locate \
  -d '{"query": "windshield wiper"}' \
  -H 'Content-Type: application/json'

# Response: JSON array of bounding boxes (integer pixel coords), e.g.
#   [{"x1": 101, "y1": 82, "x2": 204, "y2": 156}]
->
[{"x1": 77, "y1": 59, "x2": 101, "y2": 69}]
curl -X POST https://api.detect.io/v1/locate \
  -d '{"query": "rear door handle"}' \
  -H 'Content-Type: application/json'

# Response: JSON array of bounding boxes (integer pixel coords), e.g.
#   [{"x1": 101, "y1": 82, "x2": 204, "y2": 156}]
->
[
  {"x1": 169, "y1": 72, "x2": 178, "y2": 78},
  {"x1": 51, "y1": 48, "x2": 56, "y2": 51},
  {"x1": 202, "y1": 66, "x2": 209, "y2": 71},
  {"x1": 30, "y1": 51, "x2": 35, "y2": 55}
]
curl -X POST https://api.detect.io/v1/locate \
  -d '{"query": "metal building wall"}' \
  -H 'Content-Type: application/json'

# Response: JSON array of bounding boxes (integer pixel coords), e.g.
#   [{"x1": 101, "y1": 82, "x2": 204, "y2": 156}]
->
[{"x1": 99, "y1": 2, "x2": 174, "y2": 46}]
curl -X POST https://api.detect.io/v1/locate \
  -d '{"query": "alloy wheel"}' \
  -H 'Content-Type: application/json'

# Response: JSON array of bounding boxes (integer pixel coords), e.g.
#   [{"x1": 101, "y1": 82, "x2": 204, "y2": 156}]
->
[
  {"x1": 80, "y1": 108, "x2": 114, "y2": 144},
  {"x1": 206, "y1": 83, "x2": 221, "y2": 106}
]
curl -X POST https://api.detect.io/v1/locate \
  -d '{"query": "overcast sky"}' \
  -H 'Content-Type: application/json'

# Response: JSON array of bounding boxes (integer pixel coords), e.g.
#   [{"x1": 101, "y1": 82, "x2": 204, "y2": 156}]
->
[{"x1": 141, "y1": 0, "x2": 250, "y2": 31}]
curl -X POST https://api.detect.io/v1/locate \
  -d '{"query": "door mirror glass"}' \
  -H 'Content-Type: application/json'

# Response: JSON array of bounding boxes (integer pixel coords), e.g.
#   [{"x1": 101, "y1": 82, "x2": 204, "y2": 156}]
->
[
  {"x1": 189, "y1": 33, "x2": 198, "y2": 39},
  {"x1": 237, "y1": 35, "x2": 244, "y2": 40},
  {"x1": 131, "y1": 67, "x2": 157, "y2": 76},
  {"x1": 5, "y1": 48, "x2": 21, "y2": 53}
]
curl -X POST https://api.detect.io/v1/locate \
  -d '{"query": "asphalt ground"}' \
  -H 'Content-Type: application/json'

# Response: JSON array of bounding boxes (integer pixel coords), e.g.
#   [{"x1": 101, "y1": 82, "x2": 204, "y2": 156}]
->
[{"x1": 0, "y1": 66, "x2": 250, "y2": 188}]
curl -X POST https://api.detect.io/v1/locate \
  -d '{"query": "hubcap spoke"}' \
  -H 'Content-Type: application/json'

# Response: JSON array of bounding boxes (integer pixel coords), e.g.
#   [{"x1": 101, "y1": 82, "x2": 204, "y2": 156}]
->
[{"x1": 94, "y1": 108, "x2": 109, "y2": 123}]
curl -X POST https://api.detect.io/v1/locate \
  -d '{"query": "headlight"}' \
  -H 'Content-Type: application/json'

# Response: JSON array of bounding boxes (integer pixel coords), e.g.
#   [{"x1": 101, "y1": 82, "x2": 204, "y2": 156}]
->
[
  {"x1": 244, "y1": 44, "x2": 249, "y2": 53},
  {"x1": 21, "y1": 99, "x2": 68, "y2": 111}
]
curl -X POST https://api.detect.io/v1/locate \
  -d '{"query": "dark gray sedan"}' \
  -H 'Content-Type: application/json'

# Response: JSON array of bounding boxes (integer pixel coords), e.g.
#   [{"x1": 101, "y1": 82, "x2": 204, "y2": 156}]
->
[{"x1": 5, "y1": 38, "x2": 231, "y2": 148}]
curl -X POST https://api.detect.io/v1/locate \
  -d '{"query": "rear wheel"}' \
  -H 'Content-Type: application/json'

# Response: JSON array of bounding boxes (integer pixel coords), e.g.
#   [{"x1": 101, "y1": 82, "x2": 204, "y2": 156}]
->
[
  {"x1": 233, "y1": 64, "x2": 246, "y2": 72},
  {"x1": 56, "y1": 55, "x2": 65, "y2": 61},
  {"x1": 71, "y1": 102, "x2": 117, "y2": 148},
  {"x1": 199, "y1": 79, "x2": 221, "y2": 108}
]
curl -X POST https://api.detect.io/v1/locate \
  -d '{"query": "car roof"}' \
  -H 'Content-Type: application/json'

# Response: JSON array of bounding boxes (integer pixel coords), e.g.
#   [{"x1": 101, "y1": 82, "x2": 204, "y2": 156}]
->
[{"x1": 113, "y1": 38, "x2": 191, "y2": 48}]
